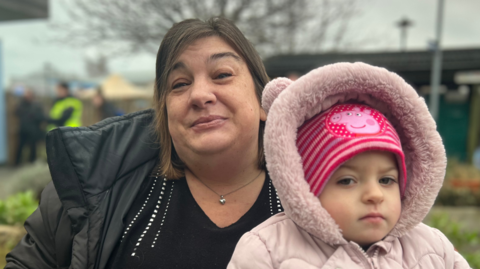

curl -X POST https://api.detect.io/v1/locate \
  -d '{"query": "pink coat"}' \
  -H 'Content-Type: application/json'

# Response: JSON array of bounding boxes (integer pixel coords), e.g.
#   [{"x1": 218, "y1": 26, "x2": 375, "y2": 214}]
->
[
  {"x1": 228, "y1": 62, "x2": 471, "y2": 268},
  {"x1": 228, "y1": 214, "x2": 469, "y2": 268}
]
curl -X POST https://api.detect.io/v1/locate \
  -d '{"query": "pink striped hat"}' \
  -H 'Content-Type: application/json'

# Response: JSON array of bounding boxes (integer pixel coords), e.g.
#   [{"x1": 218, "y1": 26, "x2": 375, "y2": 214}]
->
[{"x1": 296, "y1": 103, "x2": 407, "y2": 197}]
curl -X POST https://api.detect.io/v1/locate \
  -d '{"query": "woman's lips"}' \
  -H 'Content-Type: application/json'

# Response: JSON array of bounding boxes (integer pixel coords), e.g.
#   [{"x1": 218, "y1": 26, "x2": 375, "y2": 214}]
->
[{"x1": 191, "y1": 115, "x2": 227, "y2": 130}]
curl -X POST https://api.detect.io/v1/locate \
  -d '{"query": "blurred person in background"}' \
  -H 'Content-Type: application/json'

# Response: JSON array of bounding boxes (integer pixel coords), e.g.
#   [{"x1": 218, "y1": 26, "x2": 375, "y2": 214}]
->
[
  {"x1": 14, "y1": 89, "x2": 44, "y2": 166},
  {"x1": 474, "y1": 144, "x2": 480, "y2": 170},
  {"x1": 46, "y1": 82, "x2": 83, "y2": 131},
  {"x1": 6, "y1": 17, "x2": 282, "y2": 269},
  {"x1": 92, "y1": 87, "x2": 123, "y2": 120}
]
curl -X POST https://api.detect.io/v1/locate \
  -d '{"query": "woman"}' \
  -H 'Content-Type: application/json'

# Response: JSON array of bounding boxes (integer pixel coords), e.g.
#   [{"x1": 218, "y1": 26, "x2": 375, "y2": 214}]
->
[{"x1": 6, "y1": 17, "x2": 282, "y2": 269}]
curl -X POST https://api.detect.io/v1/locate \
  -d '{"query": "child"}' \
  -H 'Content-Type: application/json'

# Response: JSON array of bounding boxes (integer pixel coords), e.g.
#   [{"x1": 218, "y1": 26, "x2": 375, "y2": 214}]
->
[{"x1": 228, "y1": 62, "x2": 471, "y2": 268}]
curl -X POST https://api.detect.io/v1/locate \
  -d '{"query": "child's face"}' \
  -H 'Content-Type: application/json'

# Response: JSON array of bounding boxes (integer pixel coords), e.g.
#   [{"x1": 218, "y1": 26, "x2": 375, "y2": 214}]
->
[{"x1": 318, "y1": 151, "x2": 401, "y2": 247}]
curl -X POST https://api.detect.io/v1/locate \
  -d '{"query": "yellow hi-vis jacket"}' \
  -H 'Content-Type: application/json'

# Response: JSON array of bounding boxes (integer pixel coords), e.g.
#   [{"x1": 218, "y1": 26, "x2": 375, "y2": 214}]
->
[{"x1": 47, "y1": 97, "x2": 83, "y2": 131}]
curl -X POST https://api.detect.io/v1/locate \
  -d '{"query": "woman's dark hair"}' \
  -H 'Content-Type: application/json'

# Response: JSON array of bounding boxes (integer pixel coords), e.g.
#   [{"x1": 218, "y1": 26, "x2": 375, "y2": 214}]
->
[{"x1": 153, "y1": 17, "x2": 269, "y2": 179}]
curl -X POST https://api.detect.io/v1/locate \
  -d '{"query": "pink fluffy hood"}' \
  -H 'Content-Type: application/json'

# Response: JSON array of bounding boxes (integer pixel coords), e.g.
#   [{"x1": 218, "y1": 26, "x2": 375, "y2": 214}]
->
[{"x1": 262, "y1": 62, "x2": 446, "y2": 246}]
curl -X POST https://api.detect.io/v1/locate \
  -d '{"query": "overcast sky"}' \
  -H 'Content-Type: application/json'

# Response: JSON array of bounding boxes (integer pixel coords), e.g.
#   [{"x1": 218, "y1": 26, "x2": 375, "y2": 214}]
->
[{"x1": 0, "y1": 0, "x2": 479, "y2": 87}]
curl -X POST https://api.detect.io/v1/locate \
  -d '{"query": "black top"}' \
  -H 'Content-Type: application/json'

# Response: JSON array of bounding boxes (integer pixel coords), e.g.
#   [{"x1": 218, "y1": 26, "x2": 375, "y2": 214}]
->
[
  {"x1": 106, "y1": 172, "x2": 283, "y2": 269},
  {"x1": 99, "y1": 101, "x2": 119, "y2": 120}
]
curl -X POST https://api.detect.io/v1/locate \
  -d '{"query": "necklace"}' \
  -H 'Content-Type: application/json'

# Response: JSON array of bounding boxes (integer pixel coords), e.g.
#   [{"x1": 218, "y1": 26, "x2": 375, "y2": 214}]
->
[{"x1": 193, "y1": 170, "x2": 263, "y2": 205}]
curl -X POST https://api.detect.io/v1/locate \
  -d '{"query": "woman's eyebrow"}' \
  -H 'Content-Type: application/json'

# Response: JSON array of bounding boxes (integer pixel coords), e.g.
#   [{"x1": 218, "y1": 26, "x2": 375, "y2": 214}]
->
[
  {"x1": 171, "y1": 52, "x2": 241, "y2": 72},
  {"x1": 208, "y1": 52, "x2": 242, "y2": 63},
  {"x1": 172, "y1": 61, "x2": 186, "y2": 72}
]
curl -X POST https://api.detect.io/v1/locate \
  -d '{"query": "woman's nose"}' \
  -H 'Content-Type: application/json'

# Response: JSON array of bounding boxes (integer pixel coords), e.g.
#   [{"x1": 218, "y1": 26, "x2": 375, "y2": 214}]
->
[{"x1": 189, "y1": 79, "x2": 217, "y2": 109}]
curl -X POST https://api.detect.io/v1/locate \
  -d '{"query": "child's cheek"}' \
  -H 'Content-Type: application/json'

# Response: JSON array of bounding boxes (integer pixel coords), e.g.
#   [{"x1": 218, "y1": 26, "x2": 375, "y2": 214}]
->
[
  {"x1": 387, "y1": 190, "x2": 402, "y2": 224},
  {"x1": 319, "y1": 196, "x2": 350, "y2": 230},
  {"x1": 390, "y1": 201, "x2": 402, "y2": 223}
]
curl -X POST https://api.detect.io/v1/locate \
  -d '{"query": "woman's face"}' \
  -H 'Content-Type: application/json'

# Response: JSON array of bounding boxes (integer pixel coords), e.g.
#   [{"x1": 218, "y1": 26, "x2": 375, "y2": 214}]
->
[{"x1": 166, "y1": 36, "x2": 266, "y2": 159}]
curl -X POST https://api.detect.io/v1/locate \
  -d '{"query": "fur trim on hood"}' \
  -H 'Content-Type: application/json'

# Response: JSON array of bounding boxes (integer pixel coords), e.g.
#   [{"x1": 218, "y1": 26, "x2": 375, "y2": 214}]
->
[{"x1": 263, "y1": 62, "x2": 446, "y2": 246}]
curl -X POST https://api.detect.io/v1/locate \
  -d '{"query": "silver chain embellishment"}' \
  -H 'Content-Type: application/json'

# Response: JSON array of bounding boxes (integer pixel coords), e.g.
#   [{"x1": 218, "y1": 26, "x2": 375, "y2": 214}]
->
[{"x1": 121, "y1": 172, "x2": 158, "y2": 242}]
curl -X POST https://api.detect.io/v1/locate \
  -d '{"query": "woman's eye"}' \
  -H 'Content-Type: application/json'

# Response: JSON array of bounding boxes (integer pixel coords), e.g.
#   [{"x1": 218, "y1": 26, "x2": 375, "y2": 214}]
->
[
  {"x1": 337, "y1": 178, "x2": 355, "y2": 185},
  {"x1": 216, "y1": 73, "x2": 232, "y2": 79},
  {"x1": 172, "y1": 82, "x2": 188, "y2": 89},
  {"x1": 379, "y1": 177, "x2": 397, "y2": 185}
]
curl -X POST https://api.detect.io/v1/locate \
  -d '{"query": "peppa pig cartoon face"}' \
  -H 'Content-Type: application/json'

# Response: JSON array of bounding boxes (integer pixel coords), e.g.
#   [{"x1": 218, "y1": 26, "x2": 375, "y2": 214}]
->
[{"x1": 326, "y1": 104, "x2": 386, "y2": 138}]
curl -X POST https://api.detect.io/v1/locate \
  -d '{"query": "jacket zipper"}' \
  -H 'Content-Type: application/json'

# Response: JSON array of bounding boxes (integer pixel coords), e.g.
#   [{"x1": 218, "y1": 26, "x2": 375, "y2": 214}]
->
[
  {"x1": 371, "y1": 248, "x2": 379, "y2": 269},
  {"x1": 353, "y1": 244, "x2": 379, "y2": 269}
]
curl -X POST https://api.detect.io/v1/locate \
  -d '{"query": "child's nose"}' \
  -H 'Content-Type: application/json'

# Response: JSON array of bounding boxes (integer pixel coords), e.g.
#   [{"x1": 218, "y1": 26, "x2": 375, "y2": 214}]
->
[{"x1": 362, "y1": 182, "x2": 384, "y2": 204}]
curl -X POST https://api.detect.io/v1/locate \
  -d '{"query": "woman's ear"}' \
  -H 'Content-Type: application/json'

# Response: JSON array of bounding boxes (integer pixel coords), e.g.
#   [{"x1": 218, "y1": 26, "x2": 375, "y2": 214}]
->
[{"x1": 262, "y1": 77, "x2": 293, "y2": 114}]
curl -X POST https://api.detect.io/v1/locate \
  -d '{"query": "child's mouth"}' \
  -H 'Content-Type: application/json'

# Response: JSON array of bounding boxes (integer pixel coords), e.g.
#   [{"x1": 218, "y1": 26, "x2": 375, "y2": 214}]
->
[
  {"x1": 361, "y1": 216, "x2": 384, "y2": 223},
  {"x1": 360, "y1": 213, "x2": 384, "y2": 222}
]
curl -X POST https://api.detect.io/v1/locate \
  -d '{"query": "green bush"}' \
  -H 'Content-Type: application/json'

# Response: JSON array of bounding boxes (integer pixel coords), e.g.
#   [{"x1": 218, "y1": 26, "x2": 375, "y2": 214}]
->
[
  {"x1": 427, "y1": 212, "x2": 480, "y2": 269},
  {"x1": 445, "y1": 158, "x2": 480, "y2": 182},
  {"x1": 0, "y1": 191, "x2": 38, "y2": 226},
  {"x1": 435, "y1": 188, "x2": 480, "y2": 206},
  {"x1": 437, "y1": 158, "x2": 480, "y2": 206}
]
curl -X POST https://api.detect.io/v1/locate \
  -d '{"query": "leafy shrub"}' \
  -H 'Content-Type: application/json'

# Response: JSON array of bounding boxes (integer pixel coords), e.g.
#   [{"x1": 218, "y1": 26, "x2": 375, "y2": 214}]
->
[
  {"x1": 0, "y1": 192, "x2": 36, "y2": 267},
  {"x1": 445, "y1": 158, "x2": 480, "y2": 182},
  {"x1": 0, "y1": 191, "x2": 38, "y2": 226},
  {"x1": 0, "y1": 245, "x2": 9, "y2": 268},
  {"x1": 435, "y1": 188, "x2": 480, "y2": 206},
  {"x1": 436, "y1": 159, "x2": 480, "y2": 206},
  {"x1": 427, "y1": 212, "x2": 480, "y2": 268}
]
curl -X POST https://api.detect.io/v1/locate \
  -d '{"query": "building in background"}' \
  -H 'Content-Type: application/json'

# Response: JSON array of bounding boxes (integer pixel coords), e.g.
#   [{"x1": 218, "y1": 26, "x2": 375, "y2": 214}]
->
[
  {"x1": 264, "y1": 48, "x2": 480, "y2": 163},
  {"x1": 76, "y1": 74, "x2": 153, "y2": 125},
  {"x1": 0, "y1": 0, "x2": 49, "y2": 165},
  {"x1": 9, "y1": 62, "x2": 99, "y2": 97}
]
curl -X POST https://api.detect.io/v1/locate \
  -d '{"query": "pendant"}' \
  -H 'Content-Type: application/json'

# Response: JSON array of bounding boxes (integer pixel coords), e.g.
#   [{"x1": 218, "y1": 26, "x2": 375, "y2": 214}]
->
[{"x1": 219, "y1": 195, "x2": 226, "y2": 205}]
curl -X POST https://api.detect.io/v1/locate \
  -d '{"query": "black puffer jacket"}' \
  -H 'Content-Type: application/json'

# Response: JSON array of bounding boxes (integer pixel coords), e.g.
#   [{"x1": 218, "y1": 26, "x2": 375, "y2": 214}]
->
[{"x1": 6, "y1": 109, "x2": 159, "y2": 269}]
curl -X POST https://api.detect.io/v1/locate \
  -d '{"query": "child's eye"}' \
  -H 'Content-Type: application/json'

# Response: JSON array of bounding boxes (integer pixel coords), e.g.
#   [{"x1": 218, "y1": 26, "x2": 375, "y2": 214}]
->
[
  {"x1": 337, "y1": 178, "x2": 355, "y2": 185},
  {"x1": 379, "y1": 177, "x2": 397, "y2": 185},
  {"x1": 216, "y1": 73, "x2": 232, "y2": 79}
]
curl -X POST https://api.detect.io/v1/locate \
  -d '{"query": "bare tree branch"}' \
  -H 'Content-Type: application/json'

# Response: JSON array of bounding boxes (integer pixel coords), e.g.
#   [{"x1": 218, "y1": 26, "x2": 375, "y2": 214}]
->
[{"x1": 50, "y1": 0, "x2": 367, "y2": 57}]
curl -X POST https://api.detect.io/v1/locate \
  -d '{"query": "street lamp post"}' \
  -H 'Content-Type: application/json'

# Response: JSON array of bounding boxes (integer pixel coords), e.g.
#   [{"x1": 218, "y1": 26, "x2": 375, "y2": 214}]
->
[
  {"x1": 429, "y1": 0, "x2": 445, "y2": 120},
  {"x1": 0, "y1": 40, "x2": 6, "y2": 164},
  {"x1": 397, "y1": 17, "x2": 413, "y2": 52}
]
